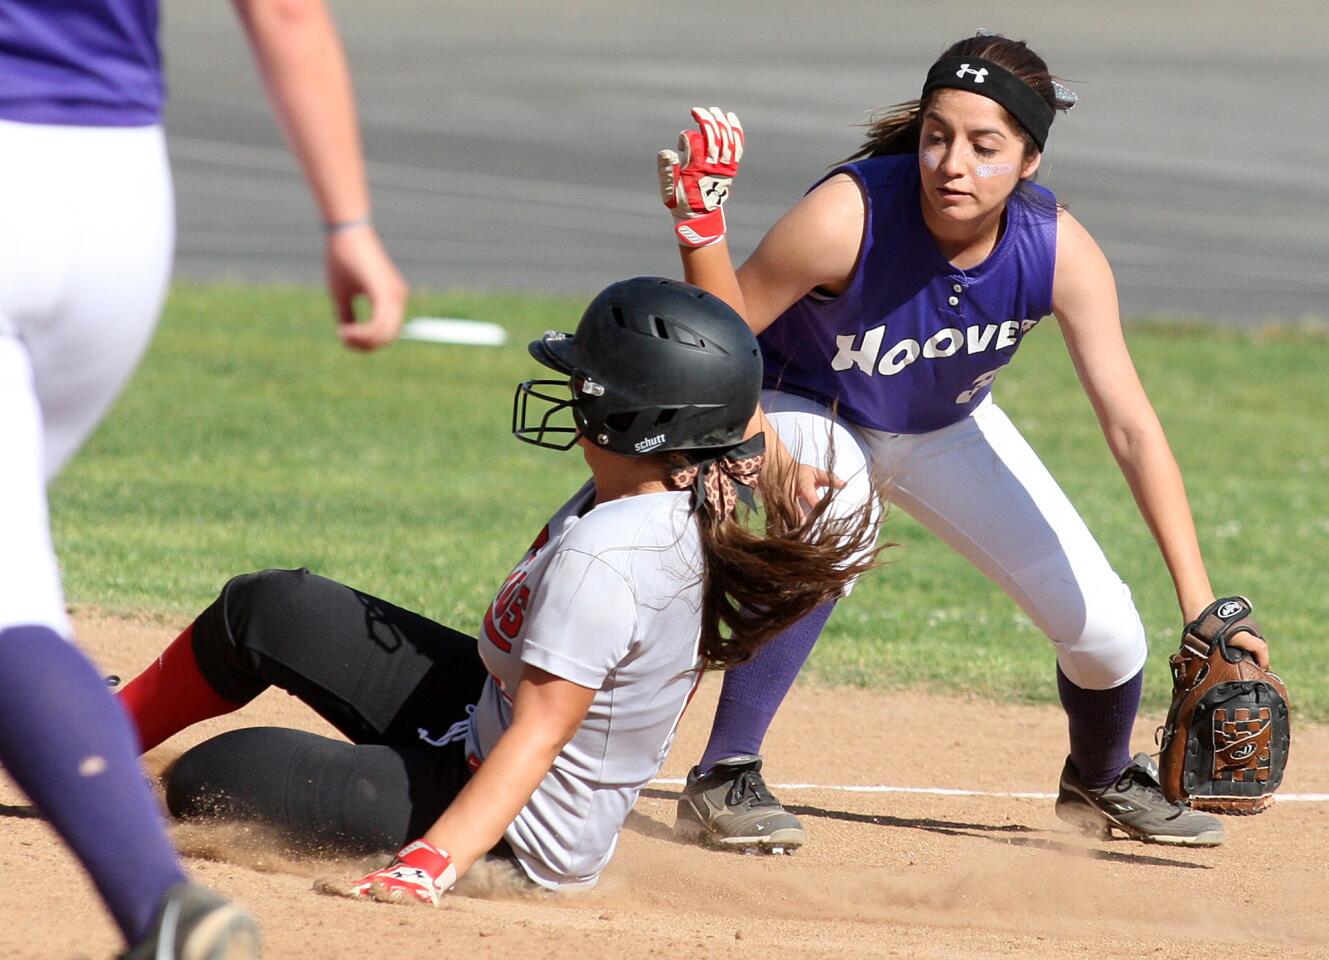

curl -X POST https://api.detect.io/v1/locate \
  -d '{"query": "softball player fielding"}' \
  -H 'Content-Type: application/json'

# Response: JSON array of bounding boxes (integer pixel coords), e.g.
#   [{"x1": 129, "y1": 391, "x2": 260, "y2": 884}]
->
[
  {"x1": 656, "y1": 32, "x2": 1272, "y2": 852},
  {"x1": 0, "y1": 1, "x2": 405, "y2": 955},
  {"x1": 113, "y1": 277, "x2": 880, "y2": 901}
]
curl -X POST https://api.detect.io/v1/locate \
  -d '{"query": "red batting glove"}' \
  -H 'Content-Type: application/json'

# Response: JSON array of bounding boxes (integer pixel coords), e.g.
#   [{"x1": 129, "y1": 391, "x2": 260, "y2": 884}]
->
[
  {"x1": 657, "y1": 106, "x2": 745, "y2": 248},
  {"x1": 349, "y1": 839, "x2": 457, "y2": 907}
]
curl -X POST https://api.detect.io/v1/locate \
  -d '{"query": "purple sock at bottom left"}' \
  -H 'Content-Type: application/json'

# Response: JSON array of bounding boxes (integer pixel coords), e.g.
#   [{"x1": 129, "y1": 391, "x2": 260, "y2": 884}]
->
[{"x1": 0, "y1": 625, "x2": 186, "y2": 945}]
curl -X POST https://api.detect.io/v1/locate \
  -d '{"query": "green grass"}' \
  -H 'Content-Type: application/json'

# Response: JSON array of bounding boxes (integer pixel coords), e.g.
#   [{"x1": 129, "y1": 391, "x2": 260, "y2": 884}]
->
[{"x1": 50, "y1": 284, "x2": 1329, "y2": 718}]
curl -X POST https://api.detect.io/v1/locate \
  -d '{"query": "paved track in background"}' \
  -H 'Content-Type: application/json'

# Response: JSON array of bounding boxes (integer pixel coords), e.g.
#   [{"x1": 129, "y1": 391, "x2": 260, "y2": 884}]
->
[{"x1": 163, "y1": 1, "x2": 1329, "y2": 323}]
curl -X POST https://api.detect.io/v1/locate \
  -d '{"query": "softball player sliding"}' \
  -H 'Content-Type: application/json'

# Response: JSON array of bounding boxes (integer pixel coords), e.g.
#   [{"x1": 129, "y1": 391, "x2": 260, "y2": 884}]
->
[
  {"x1": 657, "y1": 32, "x2": 1271, "y2": 851},
  {"x1": 113, "y1": 278, "x2": 880, "y2": 902},
  {"x1": 0, "y1": 1, "x2": 405, "y2": 955}
]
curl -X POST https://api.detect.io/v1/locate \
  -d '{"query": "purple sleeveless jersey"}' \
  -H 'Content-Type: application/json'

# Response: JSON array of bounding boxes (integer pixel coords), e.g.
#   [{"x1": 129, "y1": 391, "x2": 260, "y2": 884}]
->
[
  {"x1": 0, "y1": 0, "x2": 162, "y2": 126},
  {"x1": 759, "y1": 154, "x2": 1057, "y2": 434}
]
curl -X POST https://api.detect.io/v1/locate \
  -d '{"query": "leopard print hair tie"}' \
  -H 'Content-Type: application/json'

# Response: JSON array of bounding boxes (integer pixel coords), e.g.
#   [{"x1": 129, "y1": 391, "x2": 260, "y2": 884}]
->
[{"x1": 667, "y1": 434, "x2": 766, "y2": 518}]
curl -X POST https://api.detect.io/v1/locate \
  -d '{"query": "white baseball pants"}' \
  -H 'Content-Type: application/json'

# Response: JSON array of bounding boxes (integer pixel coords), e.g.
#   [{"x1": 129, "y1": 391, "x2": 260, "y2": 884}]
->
[
  {"x1": 0, "y1": 119, "x2": 173, "y2": 636},
  {"x1": 764, "y1": 389, "x2": 1148, "y2": 690}
]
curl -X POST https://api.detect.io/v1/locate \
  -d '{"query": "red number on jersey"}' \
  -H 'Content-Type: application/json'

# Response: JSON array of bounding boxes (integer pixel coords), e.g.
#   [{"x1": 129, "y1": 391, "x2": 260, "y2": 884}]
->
[{"x1": 483, "y1": 572, "x2": 531, "y2": 653}]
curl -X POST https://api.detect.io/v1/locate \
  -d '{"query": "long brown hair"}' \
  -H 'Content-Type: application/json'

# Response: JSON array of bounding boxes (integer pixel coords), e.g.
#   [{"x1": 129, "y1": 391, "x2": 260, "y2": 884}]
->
[
  {"x1": 679, "y1": 445, "x2": 887, "y2": 669},
  {"x1": 845, "y1": 34, "x2": 1074, "y2": 163}
]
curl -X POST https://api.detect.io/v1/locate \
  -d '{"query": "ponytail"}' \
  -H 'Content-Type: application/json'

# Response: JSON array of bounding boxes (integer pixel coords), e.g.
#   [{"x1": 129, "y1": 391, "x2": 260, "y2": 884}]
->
[
  {"x1": 843, "y1": 98, "x2": 924, "y2": 163},
  {"x1": 679, "y1": 445, "x2": 886, "y2": 669}
]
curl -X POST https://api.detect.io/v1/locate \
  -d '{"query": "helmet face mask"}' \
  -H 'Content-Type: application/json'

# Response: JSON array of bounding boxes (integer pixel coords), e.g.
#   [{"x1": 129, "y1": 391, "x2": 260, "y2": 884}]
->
[
  {"x1": 511, "y1": 377, "x2": 580, "y2": 451},
  {"x1": 512, "y1": 277, "x2": 762, "y2": 458},
  {"x1": 511, "y1": 374, "x2": 612, "y2": 451}
]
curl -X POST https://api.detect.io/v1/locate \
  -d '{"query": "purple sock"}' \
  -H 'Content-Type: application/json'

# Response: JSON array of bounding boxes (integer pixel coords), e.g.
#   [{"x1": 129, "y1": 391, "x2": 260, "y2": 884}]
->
[
  {"x1": 698, "y1": 601, "x2": 836, "y2": 774},
  {"x1": 1056, "y1": 664, "x2": 1143, "y2": 788},
  {"x1": 0, "y1": 626, "x2": 186, "y2": 944}
]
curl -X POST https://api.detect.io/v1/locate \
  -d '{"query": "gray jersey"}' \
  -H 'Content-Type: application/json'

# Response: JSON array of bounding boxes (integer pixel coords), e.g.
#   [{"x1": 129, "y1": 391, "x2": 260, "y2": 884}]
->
[{"x1": 465, "y1": 483, "x2": 703, "y2": 890}]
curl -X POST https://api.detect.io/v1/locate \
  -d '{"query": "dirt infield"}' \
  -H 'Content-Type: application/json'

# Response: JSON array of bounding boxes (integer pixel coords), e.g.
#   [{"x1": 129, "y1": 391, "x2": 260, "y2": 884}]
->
[{"x1": 3, "y1": 612, "x2": 1326, "y2": 960}]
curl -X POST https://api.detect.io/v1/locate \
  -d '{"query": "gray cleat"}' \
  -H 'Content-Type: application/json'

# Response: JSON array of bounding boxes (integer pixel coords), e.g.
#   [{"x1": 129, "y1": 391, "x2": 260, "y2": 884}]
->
[
  {"x1": 122, "y1": 883, "x2": 260, "y2": 960},
  {"x1": 1055, "y1": 752, "x2": 1225, "y2": 847},
  {"x1": 675, "y1": 755, "x2": 805, "y2": 854}
]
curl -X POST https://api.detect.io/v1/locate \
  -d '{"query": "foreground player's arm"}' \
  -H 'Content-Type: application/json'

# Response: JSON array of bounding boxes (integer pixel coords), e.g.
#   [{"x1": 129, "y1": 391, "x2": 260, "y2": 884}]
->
[
  {"x1": 1051, "y1": 211, "x2": 1268, "y2": 665},
  {"x1": 423, "y1": 667, "x2": 594, "y2": 875},
  {"x1": 349, "y1": 666, "x2": 593, "y2": 905},
  {"x1": 352, "y1": 549, "x2": 635, "y2": 905},
  {"x1": 231, "y1": 0, "x2": 408, "y2": 350}
]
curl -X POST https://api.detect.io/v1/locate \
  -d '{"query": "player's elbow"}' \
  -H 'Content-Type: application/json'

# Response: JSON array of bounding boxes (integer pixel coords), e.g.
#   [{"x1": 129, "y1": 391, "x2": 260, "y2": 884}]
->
[
  {"x1": 508, "y1": 719, "x2": 576, "y2": 765},
  {"x1": 1103, "y1": 416, "x2": 1170, "y2": 476}
]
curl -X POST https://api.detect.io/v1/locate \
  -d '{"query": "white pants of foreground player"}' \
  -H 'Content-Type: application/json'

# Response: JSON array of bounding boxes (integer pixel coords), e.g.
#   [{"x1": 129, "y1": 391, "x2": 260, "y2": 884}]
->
[
  {"x1": 0, "y1": 119, "x2": 173, "y2": 636},
  {"x1": 764, "y1": 389, "x2": 1148, "y2": 691}
]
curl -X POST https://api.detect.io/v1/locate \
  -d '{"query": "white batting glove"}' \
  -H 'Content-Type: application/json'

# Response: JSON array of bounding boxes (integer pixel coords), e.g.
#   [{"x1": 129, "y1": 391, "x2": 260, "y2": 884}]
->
[
  {"x1": 348, "y1": 839, "x2": 457, "y2": 908},
  {"x1": 657, "y1": 106, "x2": 745, "y2": 248}
]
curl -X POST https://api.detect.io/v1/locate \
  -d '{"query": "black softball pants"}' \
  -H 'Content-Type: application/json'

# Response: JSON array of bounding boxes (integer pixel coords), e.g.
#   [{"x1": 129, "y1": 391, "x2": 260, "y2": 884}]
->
[{"x1": 166, "y1": 568, "x2": 491, "y2": 853}]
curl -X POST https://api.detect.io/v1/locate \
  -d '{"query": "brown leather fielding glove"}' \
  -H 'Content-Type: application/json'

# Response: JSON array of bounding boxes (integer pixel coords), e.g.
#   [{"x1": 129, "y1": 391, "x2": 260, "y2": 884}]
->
[{"x1": 1158, "y1": 596, "x2": 1291, "y2": 814}]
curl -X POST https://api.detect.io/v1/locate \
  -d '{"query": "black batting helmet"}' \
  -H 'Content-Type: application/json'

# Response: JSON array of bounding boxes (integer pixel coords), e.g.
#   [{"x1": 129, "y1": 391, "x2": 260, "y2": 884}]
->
[{"x1": 513, "y1": 277, "x2": 762, "y2": 456}]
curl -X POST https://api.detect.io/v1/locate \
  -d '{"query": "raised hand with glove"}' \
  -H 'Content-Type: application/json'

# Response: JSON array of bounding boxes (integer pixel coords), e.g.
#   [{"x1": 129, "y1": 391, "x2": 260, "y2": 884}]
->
[
  {"x1": 658, "y1": 106, "x2": 745, "y2": 248},
  {"x1": 656, "y1": 105, "x2": 842, "y2": 509}
]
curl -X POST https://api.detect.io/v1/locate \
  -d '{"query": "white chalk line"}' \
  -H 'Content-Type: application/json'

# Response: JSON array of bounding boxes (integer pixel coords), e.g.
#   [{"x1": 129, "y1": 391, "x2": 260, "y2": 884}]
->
[{"x1": 649, "y1": 778, "x2": 1329, "y2": 803}]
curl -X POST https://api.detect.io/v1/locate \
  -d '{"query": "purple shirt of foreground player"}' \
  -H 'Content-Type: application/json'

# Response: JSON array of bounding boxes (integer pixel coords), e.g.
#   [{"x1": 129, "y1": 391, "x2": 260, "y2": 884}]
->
[
  {"x1": 758, "y1": 154, "x2": 1057, "y2": 435},
  {"x1": 0, "y1": 0, "x2": 162, "y2": 126}
]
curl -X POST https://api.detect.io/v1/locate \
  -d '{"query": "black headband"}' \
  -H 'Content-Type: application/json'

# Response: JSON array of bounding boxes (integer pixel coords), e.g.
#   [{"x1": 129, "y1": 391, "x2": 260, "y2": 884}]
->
[{"x1": 921, "y1": 56, "x2": 1055, "y2": 151}]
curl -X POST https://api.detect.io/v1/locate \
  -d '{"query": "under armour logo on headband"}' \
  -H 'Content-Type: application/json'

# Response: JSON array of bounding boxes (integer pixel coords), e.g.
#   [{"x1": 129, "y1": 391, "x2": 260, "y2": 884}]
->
[{"x1": 924, "y1": 56, "x2": 1056, "y2": 150}]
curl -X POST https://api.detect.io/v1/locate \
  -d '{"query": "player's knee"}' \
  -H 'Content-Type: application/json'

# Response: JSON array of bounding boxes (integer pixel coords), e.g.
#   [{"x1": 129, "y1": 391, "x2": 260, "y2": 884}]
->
[
  {"x1": 165, "y1": 731, "x2": 246, "y2": 821},
  {"x1": 166, "y1": 727, "x2": 407, "y2": 854},
  {"x1": 217, "y1": 567, "x2": 312, "y2": 644},
  {"x1": 1054, "y1": 588, "x2": 1147, "y2": 690},
  {"x1": 187, "y1": 567, "x2": 318, "y2": 690},
  {"x1": 221, "y1": 567, "x2": 309, "y2": 610},
  {"x1": 166, "y1": 727, "x2": 294, "y2": 826}
]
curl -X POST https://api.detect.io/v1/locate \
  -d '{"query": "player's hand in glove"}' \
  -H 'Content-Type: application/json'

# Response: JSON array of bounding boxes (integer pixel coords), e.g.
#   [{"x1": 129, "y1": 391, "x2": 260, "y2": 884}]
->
[
  {"x1": 348, "y1": 839, "x2": 457, "y2": 907},
  {"x1": 1158, "y1": 596, "x2": 1290, "y2": 814},
  {"x1": 658, "y1": 106, "x2": 745, "y2": 248}
]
